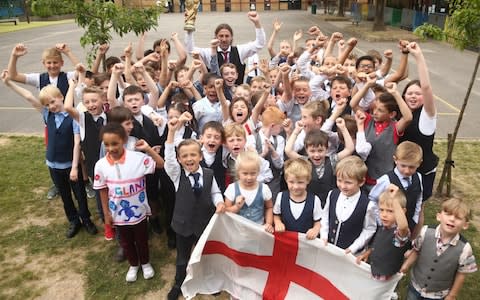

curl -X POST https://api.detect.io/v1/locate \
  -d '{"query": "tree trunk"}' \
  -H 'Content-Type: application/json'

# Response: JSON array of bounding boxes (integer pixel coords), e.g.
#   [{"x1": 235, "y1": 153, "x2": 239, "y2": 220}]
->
[
  {"x1": 372, "y1": 0, "x2": 386, "y2": 31},
  {"x1": 437, "y1": 51, "x2": 480, "y2": 195},
  {"x1": 337, "y1": 0, "x2": 345, "y2": 17}
]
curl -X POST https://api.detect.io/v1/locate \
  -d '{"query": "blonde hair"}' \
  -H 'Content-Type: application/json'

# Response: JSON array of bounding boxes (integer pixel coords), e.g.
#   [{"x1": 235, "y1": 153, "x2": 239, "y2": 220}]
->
[
  {"x1": 262, "y1": 106, "x2": 285, "y2": 127},
  {"x1": 442, "y1": 198, "x2": 471, "y2": 222},
  {"x1": 336, "y1": 156, "x2": 367, "y2": 183},
  {"x1": 235, "y1": 150, "x2": 261, "y2": 173},
  {"x1": 302, "y1": 100, "x2": 329, "y2": 121},
  {"x1": 41, "y1": 47, "x2": 63, "y2": 62},
  {"x1": 224, "y1": 123, "x2": 246, "y2": 139},
  {"x1": 284, "y1": 158, "x2": 312, "y2": 182},
  {"x1": 38, "y1": 85, "x2": 63, "y2": 106},
  {"x1": 394, "y1": 141, "x2": 423, "y2": 165},
  {"x1": 379, "y1": 188, "x2": 407, "y2": 208}
]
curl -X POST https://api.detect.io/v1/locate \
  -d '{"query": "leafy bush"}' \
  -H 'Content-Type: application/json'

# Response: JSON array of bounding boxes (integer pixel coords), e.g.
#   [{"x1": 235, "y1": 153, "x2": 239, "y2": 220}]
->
[
  {"x1": 30, "y1": 0, "x2": 74, "y2": 17},
  {"x1": 414, "y1": 23, "x2": 445, "y2": 40}
]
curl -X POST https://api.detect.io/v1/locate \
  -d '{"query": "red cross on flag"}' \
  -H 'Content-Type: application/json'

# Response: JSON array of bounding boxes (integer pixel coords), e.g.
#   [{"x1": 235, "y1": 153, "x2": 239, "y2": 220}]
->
[{"x1": 182, "y1": 212, "x2": 402, "y2": 299}]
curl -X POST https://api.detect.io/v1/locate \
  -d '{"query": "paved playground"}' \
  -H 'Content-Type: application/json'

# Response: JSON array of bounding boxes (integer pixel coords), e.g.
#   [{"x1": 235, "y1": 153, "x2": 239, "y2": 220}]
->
[{"x1": 0, "y1": 10, "x2": 478, "y2": 138}]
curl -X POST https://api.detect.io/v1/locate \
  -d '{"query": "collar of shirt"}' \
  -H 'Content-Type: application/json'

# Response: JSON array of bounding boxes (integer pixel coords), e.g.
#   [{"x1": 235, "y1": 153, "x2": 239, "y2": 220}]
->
[
  {"x1": 185, "y1": 167, "x2": 203, "y2": 178},
  {"x1": 394, "y1": 167, "x2": 411, "y2": 187},
  {"x1": 93, "y1": 112, "x2": 107, "y2": 122},
  {"x1": 374, "y1": 120, "x2": 391, "y2": 136},
  {"x1": 217, "y1": 46, "x2": 231, "y2": 53},
  {"x1": 435, "y1": 225, "x2": 460, "y2": 246},
  {"x1": 133, "y1": 114, "x2": 143, "y2": 125},
  {"x1": 106, "y1": 148, "x2": 127, "y2": 165}
]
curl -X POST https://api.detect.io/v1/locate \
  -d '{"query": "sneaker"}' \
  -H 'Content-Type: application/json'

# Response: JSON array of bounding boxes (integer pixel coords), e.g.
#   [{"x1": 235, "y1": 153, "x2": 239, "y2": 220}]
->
[
  {"x1": 126, "y1": 266, "x2": 139, "y2": 282},
  {"x1": 141, "y1": 263, "x2": 155, "y2": 279},
  {"x1": 83, "y1": 219, "x2": 98, "y2": 235},
  {"x1": 85, "y1": 182, "x2": 96, "y2": 199},
  {"x1": 167, "y1": 285, "x2": 182, "y2": 300},
  {"x1": 47, "y1": 185, "x2": 58, "y2": 200},
  {"x1": 66, "y1": 222, "x2": 81, "y2": 238},
  {"x1": 115, "y1": 247, "x2": 126, "y2": 263},
  {"x1": 104, "y1": 224, "x2": 115, "y2": 241}
]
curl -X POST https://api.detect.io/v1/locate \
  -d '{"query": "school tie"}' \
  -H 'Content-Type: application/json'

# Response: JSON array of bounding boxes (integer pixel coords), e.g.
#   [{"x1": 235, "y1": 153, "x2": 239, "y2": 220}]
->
[
  {"x1": 222, "y1": 51, "x2": 229, "y2": 63},
  {"x1": 404, "y1": 177, "x2": 411, "y2": 189},
  {"x1": 190, "y1": 172, "x2": 202, "y2": 197},
  {"x1": 96, "y1": 116, "x2": 104, "y2": 129}
]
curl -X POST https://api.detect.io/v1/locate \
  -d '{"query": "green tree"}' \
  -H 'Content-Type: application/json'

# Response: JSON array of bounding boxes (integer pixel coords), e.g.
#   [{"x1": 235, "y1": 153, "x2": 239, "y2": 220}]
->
[
  {"x1": 71, "y1": 1, "x2": 161, "y2": 67},
  {"x1": 436, "y1": 0, "x2": 480, "y2": 195}
]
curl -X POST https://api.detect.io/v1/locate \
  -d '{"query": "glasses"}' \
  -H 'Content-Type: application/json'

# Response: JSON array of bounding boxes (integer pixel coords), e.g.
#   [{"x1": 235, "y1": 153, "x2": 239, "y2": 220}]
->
[{"x1": 359, "y1": 64, "x2": 374, "y2": 69}]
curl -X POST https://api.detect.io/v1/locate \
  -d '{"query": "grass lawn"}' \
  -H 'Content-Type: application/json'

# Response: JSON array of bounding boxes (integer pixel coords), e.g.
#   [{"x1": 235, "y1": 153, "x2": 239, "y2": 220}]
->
[
  {"x1": 0, "y1": 135, "x2": 478, "y2": 299},
  {"x1": 0, "y1": 19, "x2": 74, "y2": 34}
]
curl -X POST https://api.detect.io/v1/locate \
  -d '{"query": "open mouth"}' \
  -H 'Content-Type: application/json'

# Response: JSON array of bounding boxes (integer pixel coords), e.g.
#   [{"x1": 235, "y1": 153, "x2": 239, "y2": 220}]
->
[
  {"x1": 232, "y1": 146, "x2": 241, "y2": 152},
  {"x1": 207, "y1": 143, "x2": 216, "y2": 151}
]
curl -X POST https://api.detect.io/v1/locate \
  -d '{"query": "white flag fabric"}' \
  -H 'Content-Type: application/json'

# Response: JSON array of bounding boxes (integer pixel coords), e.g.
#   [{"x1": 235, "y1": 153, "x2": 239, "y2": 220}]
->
[{"x1": 182, "y1": 212, "x2": 402, "y2": 300}]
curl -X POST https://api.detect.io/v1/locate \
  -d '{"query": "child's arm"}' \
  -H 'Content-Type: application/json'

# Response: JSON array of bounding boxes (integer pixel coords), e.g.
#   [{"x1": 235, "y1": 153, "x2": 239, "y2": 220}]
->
[
  {"x1": 7, "y1": 44, "x2": 28, "y2": 83},
  {"x1": 133, "y1": 62, "x2": 159, "y2": 108},
  {"x1": 292, "y1": 29, "x2": 303, "y2": 52},
  {"x1": 225, "y1": 194, "x2": 245, "y2": 213},
  {"x1": 279, "y1": 63, "x2": 292, "y2": 103},
  {"x1": 64, "y1": 78, "x2": 80, "y2": 122},
  {"x1": 336, "y1": 118, "x2": 355, "y2": 159},
  {"x1": 164, "y1": 118, "x2": 181, "y2": 178},
  {"x1": 324, "y1": 32, "x2": 343, "y2": 58},
  {"x1": 337, "y1": 38, "x2": 357, "y2": 65},
  {"x1": 70, "y1": 133, "x2": 82, "y2": 182},
  {"x1": 135, "y1": 32, "x2": 146, "y2": 61},
  {"x1": 99, "y1": 188, "x2": 112, "y2": 225},
  {"x1": 389, "y1": 184, "x2": 409, "y2": 238},
  {"x1": 379, "y1": 49, "x2": 393, "y2": 77},
  {"x1": 349, "y1": 75, "x2": 376, "y2": 112},
  {"x1": 171, "y1": 32, "x2": 187, "y2": 68},
  {"x1": 284, "y1": 121, "x2": 303, "y2": 159},
  {"x1": 92, "y1": 44, "x2": 109, "y2": 74},
  {"x1": 157, "y1": 81, "x2": 177, "y2": 109},
  {"x1": 273, "y1": 215, "x2": 286, "y2": 233},
  {"x1": 264, "y1": 199, "x2": 274, "y2": 233},
  {"x1": 56, "y1": 43, "x2": 80, "y2": 67},
  {"x1": 134, "y1": 139, "x2": 165, "y2": 169},
  {"x1": 306, "y1": 220, "x2": 321, "y2": 240},
  {"x1": 215, "y1": 79, "x2": 230, "y2": 123},
  {"x1": 400, "y1": 249, "x2": 418, "y2": 273},
  {"x1": 123, "y1": 42, "x2": 136, "y2": 84},
  {"x1": 445, "y1": 272, "x2": 466, "y2": 300},
  {"x1": 251, "y1": 85, "x2": 270, "y2": 124},
  {"x1": 386, "y1": 82, "x2": 413, "y2": 134},
  {"x1": 107, "y1": 63, "x2": 124, "y2": 108},
  {"x1": 384, "y1": 42, "x2": 410, "y2": 84},
  {"x1": 267, "y1": 19, "x2": 281, "y2": 58},
  {"x1": 1, "y1": 70, "x2": 42, "y2": 112},
  {"x1": 408, "y1": 42, "x2": 435, "y2": 117},
  {"x1": 354, "y1": 110, "x2": 372, "y2": 161}
]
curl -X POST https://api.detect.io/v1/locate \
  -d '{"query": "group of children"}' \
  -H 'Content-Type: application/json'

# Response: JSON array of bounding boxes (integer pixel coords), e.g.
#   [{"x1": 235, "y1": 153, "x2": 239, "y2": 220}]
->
[{"x1": 2, "y1": 11, "x2": 476, "y2": 300}]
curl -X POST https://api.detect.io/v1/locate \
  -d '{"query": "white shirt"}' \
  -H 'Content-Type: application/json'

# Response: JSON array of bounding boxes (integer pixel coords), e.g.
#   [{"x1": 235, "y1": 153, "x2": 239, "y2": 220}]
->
[
  {"x1": 246, "y1": 130, "x2": 285, "y2": 169},
  {"x1": 164, "y1": 143, "x2": 224, "y2": 206},
  {"x1": 224, "y1": 182, "x2": 272, "y2": 206},
  {"x1": 93, "y1": 149, "x2": 155, "y2": 225},
  {"x1": 25, "y1": 71, "x2": 76, "y2": 90},
  {"x1": 184, "y1": 28, "x2": 266, "y2": 71},
  {"x1": 192, "y1": 97, "x2": 224, "y2": 133},
  {"x1": 273, "y1": 192, "x2": 323, "y2": 221},
  {"x1": 320, "y1": 190, "x2": 377, "y2": 253}
]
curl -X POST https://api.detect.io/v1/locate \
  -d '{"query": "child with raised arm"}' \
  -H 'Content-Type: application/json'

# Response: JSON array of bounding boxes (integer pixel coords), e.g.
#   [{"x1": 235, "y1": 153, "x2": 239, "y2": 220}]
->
[
  {"x1": 351, "y1": 81, "x2": 413, "y2": 190},
  {"x1": 286, "y1": 119, "x2": 354, "y2": 207},
  {"x1": 164, "y1": 118, "x2": 225, "y2": 300},
  {"x1": 401, "y1": 198, "x2": 477, "y2": 300},
  {"x1": 2, "y1": 70, "x2": 97, "y2": 238},
  {"x1": 273, "y1": 158, "x2": 322, "y2": 239},
  {"x1": 320, "y1": 156, "x2": 377, "y2": 254},
  {"x1": 357, "y1": 184, "x2": 410, "y2": 281},
  {"x1": 369, "y1": 141, "x2": 423, "y2": 237},
  {"x1": 224, "y1": 151, "x2": 274, "y2": 233},
  {"x1": 94, "y1": 123, "x2": 164, "y2": 282}
]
